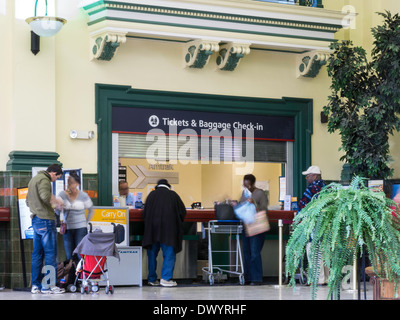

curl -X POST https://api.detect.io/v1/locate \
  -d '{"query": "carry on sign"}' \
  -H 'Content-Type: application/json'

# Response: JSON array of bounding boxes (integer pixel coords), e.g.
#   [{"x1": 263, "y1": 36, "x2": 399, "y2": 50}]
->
[{"x1": 86, "y1": 207, "x2": 129, "y2": 247}]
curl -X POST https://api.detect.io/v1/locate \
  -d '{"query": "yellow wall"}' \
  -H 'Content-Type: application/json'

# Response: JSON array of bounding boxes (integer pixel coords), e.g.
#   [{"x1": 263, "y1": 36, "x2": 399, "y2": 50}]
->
[
  {"x1": 201, "y1": 162, "x2": 281, "y2": 208},
  {"x1": 0, "y1": 1, "x2": 12, "y2": 166},
  {"x1": 0, "y1": 1, "x2": 57, "y2": 166},
  {"x1": 2, "y1": 0, "x2": 400, "y2": 184}
]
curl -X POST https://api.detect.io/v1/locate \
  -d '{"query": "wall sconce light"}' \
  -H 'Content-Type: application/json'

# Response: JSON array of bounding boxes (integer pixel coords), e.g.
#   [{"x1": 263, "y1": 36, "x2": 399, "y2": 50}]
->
[
  {"x1": 25, "y1": 0, "x2": 67, "y2": 55},
  {"x1": 70, "y1": 130, "x2": 95, "y2": 140},
  {"x1": 320, "y1": 111, "x2": 328, "y2": 124}
]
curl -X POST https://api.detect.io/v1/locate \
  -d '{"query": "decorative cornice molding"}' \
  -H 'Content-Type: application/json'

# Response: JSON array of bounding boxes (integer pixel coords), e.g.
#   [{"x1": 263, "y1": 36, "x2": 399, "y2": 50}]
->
[
  {"x1": 81, "y1": 0, "x2": 345, "y2": 72},
  {"x1": 184, "y1": 39, "x2": 220, "y2": 68},
  {"x1": 91, "y1": 32, "x2": 127, "y2": 61},
  {"x1": 296, "y1": 50, "x2": 330, "y2": 78},
  {"x1": 216, "y1": 43, "x2": 251, "y2": 71},
  {"x1": 84, "y1": 2, "x2": 342, "y2": 33}
]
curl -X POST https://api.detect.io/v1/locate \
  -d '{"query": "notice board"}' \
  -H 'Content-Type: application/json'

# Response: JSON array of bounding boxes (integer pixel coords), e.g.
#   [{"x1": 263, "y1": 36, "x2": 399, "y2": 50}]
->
[{"x1": 17, "y1": 187, "x2": 32, "y2": 240}]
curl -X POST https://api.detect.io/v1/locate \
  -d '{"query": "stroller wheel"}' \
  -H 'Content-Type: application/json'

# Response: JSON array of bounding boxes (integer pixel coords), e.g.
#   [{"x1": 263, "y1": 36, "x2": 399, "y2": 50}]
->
[
  {"x1": 68, "y1": 284, "x2": 77, "y2": 293},
  {"x1": 91, "y1": 285, "x2": 99, "y2": 293},
  {"x1": 105, "y1": 285, "x2": 114, "y2": 294}
]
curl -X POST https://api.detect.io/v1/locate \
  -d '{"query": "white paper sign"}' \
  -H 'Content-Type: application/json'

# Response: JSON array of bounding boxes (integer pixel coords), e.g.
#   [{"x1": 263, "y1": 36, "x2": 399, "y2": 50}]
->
[{"x1": 284, "y1": 194, "x2": 292, "y2": 211}]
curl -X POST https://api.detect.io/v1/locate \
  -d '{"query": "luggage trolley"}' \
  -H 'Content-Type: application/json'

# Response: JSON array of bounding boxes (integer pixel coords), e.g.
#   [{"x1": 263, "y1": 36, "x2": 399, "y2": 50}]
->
[{"x1": 202, "y1": 220, "x2": 244, "y2": 285}]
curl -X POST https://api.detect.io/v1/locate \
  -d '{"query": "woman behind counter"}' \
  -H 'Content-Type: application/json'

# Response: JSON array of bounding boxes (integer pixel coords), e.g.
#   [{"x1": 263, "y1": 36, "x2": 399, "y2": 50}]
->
[
  {"x1": 239, "y1": 174, "x2": 269, "y2": 285},
  {"x1": 57, "y1": 171, "x2": 93, "y2": 260}
]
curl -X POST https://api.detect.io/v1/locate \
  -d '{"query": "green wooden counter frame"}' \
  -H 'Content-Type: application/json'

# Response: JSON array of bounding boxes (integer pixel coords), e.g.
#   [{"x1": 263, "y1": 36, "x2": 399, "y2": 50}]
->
[{"x1": 95, "y1": 83, "x2": 313, "y2": 206}]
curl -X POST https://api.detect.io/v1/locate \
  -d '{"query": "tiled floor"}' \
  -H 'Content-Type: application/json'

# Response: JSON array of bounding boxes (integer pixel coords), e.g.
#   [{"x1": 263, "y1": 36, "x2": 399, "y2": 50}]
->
[{"x1": 0, "y1": 282, "x2": 372, "y2": 301}]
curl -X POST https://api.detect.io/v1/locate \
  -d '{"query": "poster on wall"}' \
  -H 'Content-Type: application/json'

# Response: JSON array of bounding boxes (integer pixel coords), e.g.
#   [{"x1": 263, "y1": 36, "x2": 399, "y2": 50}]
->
[
  {"x1": 279, "y1": 176, "x2": 286, "y2": 202},
  {"x1": 392, "y1": 184, "x2": 400, "y2": 206},
  {"x1": 119, "y1": 166, "x2": 127, "y2": 182},
  {"x1": 86, "y1": 206, "x2": 129, "y2": 247},
  {"x1": 368, "y1": 180, "x2": 384, "y2": 192},
  {"x1": 17, "y1": 187, "x2": 33, "y2": 240}
]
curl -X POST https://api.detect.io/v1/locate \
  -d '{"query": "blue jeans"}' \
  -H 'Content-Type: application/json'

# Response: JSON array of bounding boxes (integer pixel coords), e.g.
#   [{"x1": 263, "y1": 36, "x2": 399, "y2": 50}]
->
[
  {"x1": 242, "y1": 231, "x2": 266, "y2": 283},
  {"x1": 147, "y1": 243, "x2": 176, "y2": 282},
  {"x1": 31, "y1": 216, "x2": 58, "y2": 289},
  {"x1": 63, "y1": 227, "x2": 87, "y2": 260}
]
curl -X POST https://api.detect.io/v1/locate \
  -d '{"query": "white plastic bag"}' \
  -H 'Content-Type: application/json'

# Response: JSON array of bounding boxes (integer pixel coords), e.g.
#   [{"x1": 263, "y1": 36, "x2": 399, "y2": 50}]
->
[{"x1": 234, "y1": 201, "x2": 257, "y2": 224}]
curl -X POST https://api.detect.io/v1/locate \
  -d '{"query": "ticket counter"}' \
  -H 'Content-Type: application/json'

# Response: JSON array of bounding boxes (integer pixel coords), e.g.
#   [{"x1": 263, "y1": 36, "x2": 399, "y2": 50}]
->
[
  {"x1": 129, "y1": 208, "x2": 295, "y2": 280},
  {"x1": 129, "y1": 208, "x2": 295, "y2": 223}
]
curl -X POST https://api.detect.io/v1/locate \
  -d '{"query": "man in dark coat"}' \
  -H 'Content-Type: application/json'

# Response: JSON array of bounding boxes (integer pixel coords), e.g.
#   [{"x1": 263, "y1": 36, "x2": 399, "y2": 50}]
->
[{"x1": 142, "y1": 179, "x2": 186, "y2": 287}]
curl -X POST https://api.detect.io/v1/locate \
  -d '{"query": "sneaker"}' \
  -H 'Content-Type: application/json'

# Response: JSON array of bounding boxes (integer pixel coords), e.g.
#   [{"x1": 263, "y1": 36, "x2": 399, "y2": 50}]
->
[
  {"x1": 148, "y1": 280, "x2": 160, "y2": 286},
  {"x1": 31, "y1": 285, "x2": 41, "y2": 294},
  {"x1": 41, "y1": 286, "x2": 65, "y2": 294},
  {"x1": 160, "y1": 279, "x2": 177, "y2": 287}
]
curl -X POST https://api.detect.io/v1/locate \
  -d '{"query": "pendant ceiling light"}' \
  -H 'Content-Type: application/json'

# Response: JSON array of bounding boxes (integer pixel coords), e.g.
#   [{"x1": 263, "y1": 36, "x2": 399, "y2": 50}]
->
[
  {"x1": 26, "y1": 15, "x2": 66, "y2": 37},
  {"x1": 26, "y1": 0, "x2": 66, "y2": 37},
  {"x1": 25, "y1": 0, "x2": 66, "y2": 54}
]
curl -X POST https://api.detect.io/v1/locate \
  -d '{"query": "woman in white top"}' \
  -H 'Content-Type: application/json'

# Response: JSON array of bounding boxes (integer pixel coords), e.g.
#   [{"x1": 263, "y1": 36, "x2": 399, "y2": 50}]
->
[{"x1": 57, "y1": 171, "x2": 93, "y2": 260}]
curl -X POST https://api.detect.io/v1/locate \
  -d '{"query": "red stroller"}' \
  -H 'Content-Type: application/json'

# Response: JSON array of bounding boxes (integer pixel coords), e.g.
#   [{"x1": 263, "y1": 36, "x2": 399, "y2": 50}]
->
[{"x1": 71, "y1": 224, "x2": 120, "y2": 294}]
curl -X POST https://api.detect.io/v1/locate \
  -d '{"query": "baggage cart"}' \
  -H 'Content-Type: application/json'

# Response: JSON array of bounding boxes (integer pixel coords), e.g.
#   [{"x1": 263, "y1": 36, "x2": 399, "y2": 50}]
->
[{"x1": 202, "y1": 220, "x2": 244, "y2": 285}]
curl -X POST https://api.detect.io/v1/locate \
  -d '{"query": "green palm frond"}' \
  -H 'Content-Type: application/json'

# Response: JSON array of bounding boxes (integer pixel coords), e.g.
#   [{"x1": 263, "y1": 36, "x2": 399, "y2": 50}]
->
[{"x1": 285, "y1": 176, "x2": 400, "y2": 299}]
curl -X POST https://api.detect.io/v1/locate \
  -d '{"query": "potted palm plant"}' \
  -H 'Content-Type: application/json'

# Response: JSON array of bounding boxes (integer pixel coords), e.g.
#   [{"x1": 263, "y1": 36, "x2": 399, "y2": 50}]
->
[{"x1": 285, "y1": 176, "x2": 400, "y2": 300}]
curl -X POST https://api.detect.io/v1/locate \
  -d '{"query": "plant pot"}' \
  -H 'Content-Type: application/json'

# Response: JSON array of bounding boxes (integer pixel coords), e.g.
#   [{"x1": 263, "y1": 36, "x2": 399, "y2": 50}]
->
[{"x1": 365, "y1": 266, "x2": 400, "y2": 300}]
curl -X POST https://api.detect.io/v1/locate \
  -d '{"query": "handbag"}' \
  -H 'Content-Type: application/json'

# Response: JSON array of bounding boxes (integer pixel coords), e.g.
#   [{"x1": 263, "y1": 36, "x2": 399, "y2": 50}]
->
[
  {"x1": 244, "y1": 210, "x2": 270, "y2": 237},
  {"x1": 59, "y1": 221, "x2": 67, "y2": 235},
  {"x1": 59, "y1": 209, "x2": 68, "y2": 235}
]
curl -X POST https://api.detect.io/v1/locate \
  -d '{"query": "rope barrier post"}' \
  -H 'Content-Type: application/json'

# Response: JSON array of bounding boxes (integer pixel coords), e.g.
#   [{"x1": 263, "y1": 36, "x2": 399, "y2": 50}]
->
[
  {"x1": 353, "y1": 256, "x2": 357, "y2": 291},
  {"x1": 278, "y1": 219, "x2": 283, "y2": 286}
]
